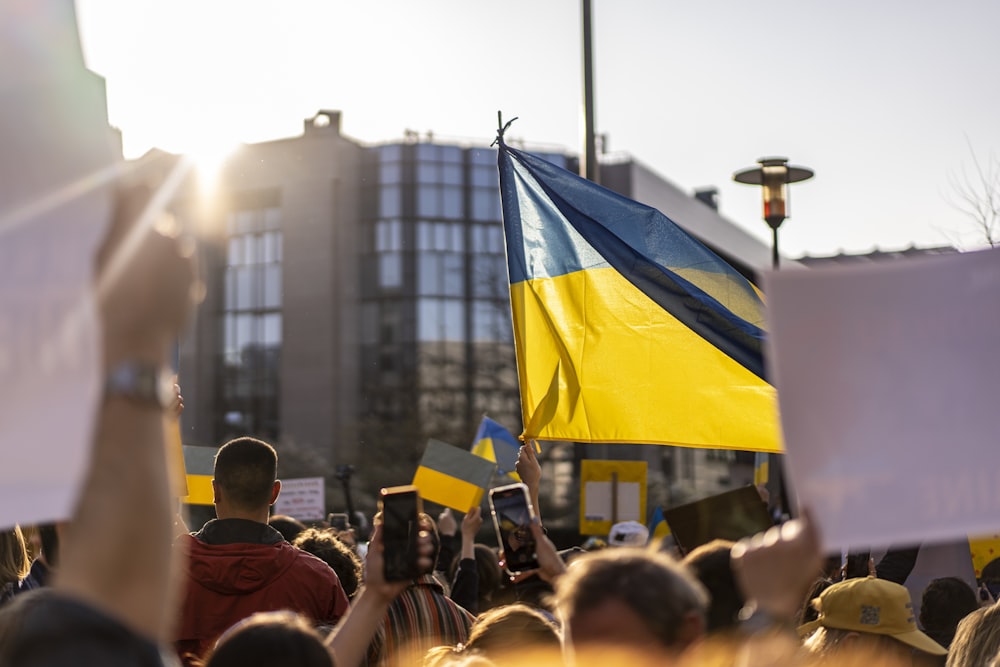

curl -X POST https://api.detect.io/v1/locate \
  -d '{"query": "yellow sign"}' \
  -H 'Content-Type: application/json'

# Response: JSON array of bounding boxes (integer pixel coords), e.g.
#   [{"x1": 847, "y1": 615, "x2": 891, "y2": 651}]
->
[{"x1": 579, "y1": 460, "x2": 647, "y2": 536}]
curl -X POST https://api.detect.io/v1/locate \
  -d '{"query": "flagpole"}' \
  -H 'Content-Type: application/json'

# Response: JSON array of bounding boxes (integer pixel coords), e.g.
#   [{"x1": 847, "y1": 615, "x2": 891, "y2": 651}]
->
[{"x1": 581, "y1": 0, "x2": 599, "y2": 184}]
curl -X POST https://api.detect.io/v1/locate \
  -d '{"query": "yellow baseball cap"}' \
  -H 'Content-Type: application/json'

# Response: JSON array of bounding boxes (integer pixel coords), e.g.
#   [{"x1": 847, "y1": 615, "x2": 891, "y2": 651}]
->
[{"x1": 798, "y1": 576, "x2": 947, "y2": 656}]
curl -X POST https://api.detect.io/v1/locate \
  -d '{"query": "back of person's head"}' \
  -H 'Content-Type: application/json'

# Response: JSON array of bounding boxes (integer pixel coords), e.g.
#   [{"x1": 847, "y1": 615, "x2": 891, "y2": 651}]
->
[
  {"x1": 801, "y1": 576, "x2": 947, "y2": 659},
  {"x1": 947, "y1": 604, "x2": 1000, "y2": 667},
  {"x1": 293, "y1": 527, "x2": 363, "y2": 599},
  {"x1": 464, "y1": 603, "x2": 560, "y2": 657},
  {"x1": 269, "y1": 514, "x2": 307, "y2": 543},
  {"x1": 682, "y1": 539, "x2": 744, "y2": 634},
  {"x1": 200, "y1": 611, "x2": 332, "y2": 667},
  {"x1": 0, "y1": 526, "x2": 29, "y2": 586},
  {"x1": 553, "y1": 547, "x2": 708, "y2": 653},
  {"x1": 920, "y1": 577, "x2": 979, "y2": 649},
  {"x1": 214, "y1": 437, "x2": 278, "y2": 512}
]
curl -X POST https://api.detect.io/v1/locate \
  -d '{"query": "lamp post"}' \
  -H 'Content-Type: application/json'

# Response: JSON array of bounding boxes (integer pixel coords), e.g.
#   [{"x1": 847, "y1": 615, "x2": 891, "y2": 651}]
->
[{"x1": 733, "y1": 157, "x2": 813, "y2": 269}]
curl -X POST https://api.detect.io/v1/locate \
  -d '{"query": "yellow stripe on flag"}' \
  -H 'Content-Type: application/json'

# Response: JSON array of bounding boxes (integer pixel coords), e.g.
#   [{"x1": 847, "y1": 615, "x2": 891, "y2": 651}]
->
[
  {"x1": 413, "y1": 466, "x2": 485, "y2": 513},
  {"x1": 184, "y1": 474, "x2": 215, "y2": 506},
  {"x1": 512, "y1": 269, "x2": 780, "y2": 451}
]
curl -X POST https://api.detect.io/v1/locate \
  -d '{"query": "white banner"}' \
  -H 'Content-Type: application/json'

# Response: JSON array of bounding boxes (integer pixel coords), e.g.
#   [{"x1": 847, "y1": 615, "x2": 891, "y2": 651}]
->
[
  {"x1": 273, "y1": 477, "x2": 326, "y2": 521},
  {"x1": 765, "y1": 248, "x2": 1000, "y2": 550}
]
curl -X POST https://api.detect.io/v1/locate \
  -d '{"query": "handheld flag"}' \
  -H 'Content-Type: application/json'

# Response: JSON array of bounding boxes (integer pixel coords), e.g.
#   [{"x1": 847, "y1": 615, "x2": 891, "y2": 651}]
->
[
  {"x1": 470, "y1": 416, "x2": 522, "y2": 480},
  {"x1": 182, "y1": 445, "x2": 216, "y2": 506},
  {"x1": 648, "y1": 505, "x2": 671, "y2": 541},
  {"x1": 497, "y1": 139, "x2": 780, "y2": 452},
  {"x1": 413, "y1": 439, "x2": 496, "y2": 512}
]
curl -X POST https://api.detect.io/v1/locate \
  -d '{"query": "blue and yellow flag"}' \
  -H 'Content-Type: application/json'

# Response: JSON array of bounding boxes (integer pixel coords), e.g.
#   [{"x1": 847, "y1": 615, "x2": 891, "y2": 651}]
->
[
  {"x1": 648, "y1": 505, "x2": 671, "y2": 541},
  {"x1": 470, "y1": 416, "x2": 522, "y2": 480},
  {"x1": 497, "y1": 141, "x2": 780, "y2": 452}
]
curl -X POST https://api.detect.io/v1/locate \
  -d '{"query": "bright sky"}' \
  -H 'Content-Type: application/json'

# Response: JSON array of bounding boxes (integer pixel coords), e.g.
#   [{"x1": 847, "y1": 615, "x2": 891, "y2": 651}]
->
[{"x1": 75, "y1": 0, "x2": 1000, "y2": 257}]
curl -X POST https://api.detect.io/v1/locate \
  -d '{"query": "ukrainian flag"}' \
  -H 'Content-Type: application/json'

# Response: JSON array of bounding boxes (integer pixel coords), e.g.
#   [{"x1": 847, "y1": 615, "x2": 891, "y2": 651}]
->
[
  {"x1": 498, "y1": 141, "x2": 780, "y2": 452},
  {"x1": 413, "y1": 439, "x2": 497, "y2": 512},
  {"x1": 470, "y1": 416, "x2": 522, "y2": 480},
  {"x1": 182, "y1": 445, "x2": 216, "y2": 506}
]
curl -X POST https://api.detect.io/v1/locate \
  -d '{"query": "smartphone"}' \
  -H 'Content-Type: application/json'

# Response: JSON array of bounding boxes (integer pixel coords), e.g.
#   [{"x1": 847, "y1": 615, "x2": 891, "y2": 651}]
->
[
  {"x1": 328, "y1": 513, "x2": 350, "y2": 531},
  {"x1": 489, "y1": 483, "x2": 539, "y2": 575},
  {"x1": 378, "y1": 485, "x2": 423, "y2": 581}
]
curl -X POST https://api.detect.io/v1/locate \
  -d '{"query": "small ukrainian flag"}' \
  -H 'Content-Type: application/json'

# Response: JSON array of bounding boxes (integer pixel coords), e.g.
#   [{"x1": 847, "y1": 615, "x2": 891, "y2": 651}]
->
[
  {"x1": 413, "y1": 439, "x2": 496, "y2": 512},
  {"x1": 182, "y1": 445, "x2": 216, "y2": 506},
  {"x1": 470, "y1": 417, "x2": 522, "y2": 480}
]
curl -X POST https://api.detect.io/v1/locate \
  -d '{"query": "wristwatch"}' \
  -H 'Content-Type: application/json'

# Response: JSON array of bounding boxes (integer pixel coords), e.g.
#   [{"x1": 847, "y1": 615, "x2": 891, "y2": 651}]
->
[{"x1": 104, "y1": 362, "x2": 174, "y2": 409}]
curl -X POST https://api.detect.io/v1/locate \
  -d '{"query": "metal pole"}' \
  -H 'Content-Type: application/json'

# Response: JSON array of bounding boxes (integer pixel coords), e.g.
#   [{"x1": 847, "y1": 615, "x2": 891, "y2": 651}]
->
[
  {"x1": 582, "y1": 0, "x2": 599, "y2": 183},
  {"x1": 771, "y1": 226, "x2": 780, "y2": 270}
]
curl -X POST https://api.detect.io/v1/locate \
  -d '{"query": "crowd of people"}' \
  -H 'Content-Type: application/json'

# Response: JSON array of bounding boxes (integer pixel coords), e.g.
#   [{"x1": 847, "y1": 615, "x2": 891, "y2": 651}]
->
[{"x1": 2, "y1": 173, "x2": 1000, "y2": 667}]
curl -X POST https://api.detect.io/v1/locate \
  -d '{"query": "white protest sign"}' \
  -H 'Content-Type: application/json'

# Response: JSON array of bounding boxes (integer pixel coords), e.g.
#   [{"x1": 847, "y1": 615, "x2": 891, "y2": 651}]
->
[
  {"x1": 765, "y1": 248, "x2": 1000, "y2": 550},
  {"x1": 0, "y1": 0, "x2": 118, "y2": 530},
  {"x1": 273, "y1": 477, "x2": 326, "y2": 521}
]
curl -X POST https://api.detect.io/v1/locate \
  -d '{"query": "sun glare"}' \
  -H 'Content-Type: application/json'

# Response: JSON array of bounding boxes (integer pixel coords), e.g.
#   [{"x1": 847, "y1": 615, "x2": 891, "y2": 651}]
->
[{"x1": 187, "y1": 139, "x2": 237, "y2": 191}]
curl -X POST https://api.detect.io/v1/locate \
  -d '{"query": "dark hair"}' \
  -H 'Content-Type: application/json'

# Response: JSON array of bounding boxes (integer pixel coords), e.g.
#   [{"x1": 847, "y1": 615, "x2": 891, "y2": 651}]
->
[
  {"x1": 201, "y1": 611, "x2": 332, "y2": 667},
  {"x1": 920, "y1": 577, "x2": 979, "y2": 649},
  {"x1": 682, "y1": 539, "x2": 744, "y2": 633},
  {"x1": 214, "y1": 438, "x2": 278, "y2": 511},
  {"x1": 293, "y1": 528, "x2": 363, "y2": 599},
  {"x1": 269, "y1": 515, "x2": 307, "y2": 543},
  {"x1": 36, "y1": 524, "x2": 60, "y2": 569}
]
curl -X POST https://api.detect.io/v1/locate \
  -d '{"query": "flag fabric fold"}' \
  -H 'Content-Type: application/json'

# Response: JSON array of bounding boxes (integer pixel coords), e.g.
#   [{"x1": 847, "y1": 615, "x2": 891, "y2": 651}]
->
[
  {"x1": 470, "y1": 416, "x2": 522, "y2": 480},
  {"x1": 497, "y1": 141, "x2": 780, "y2": 452}
]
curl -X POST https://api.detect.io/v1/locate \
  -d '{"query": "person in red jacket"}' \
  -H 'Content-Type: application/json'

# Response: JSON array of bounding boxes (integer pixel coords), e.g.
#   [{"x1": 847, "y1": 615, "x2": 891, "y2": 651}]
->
[{"x1": 175, "y1": 437, "x2": 349, "y2": 664}]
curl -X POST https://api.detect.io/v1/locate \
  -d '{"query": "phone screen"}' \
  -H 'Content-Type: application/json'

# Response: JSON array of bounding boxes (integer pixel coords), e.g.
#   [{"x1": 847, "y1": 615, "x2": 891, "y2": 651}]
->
[
  {"x1": 380, "y1": 487, "x2": 419, "y2": 581},
  {"x1": 490, "y1": 485, "x2": 539, "y2": 574}
]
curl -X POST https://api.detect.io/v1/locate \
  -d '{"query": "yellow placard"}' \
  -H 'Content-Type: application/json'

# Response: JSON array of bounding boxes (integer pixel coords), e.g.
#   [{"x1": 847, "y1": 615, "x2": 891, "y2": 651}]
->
[{"x1": 579, "y1": 460, "x2": 647, "y2": 536}]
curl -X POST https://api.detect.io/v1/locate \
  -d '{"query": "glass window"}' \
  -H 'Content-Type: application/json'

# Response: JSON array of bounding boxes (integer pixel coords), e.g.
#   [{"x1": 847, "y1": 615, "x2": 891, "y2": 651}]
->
[
  {"x1": 443, "y1": 253, "x2": 464, "y2": 297},
  {"x1": 235, "y1": 313, "x2": 254, "y2": 355},
  {"x1": 416, "y1": 144, "x2": 439, "y2": 161},
  {"x1": 376, "y1": 220, "x2": 402, "y2": 252},
  {"x1": 227, "y1": 238, "x2": 242, "y2": 266},
  {"x1": 417, "y1": 162, "x2": 438, "y2": 184},
  {"x1": 417, "y1": 255, "x2": 439, "y2": 296},
  {"x1": 473, "y1": 255, "x2": 508, "y2": 298},
  {"x1": 443, "y1": 300, "x2": 465, "y2": 341},
  {"x1": 379, "y1": 162, "x2": 402, "y2": 184},
  {"x1": 380, "y1": 144, "x2": 402, "y2": 162},
  {"x1": 380, "y1": 186, "x2": 401, "y2": 218},
  {"x1": 442, "y1": 186, "x2": 462, "y2": 219},
  {"x1": 472, "y1": 189, "x2": 500, "y2": 221},
  {"x1": 471, "y1": 149, "x2": 496, "y2": 165},
  {"x1": 235, "y1": 210, "x2": 256, "y2": 235},
  {"x1": 262, "y1": 313, "x2": 282, "y2": 346},
  {"x1": 417, "y1": 185, "x2": 440, "y2": 217},
  {"x1": 262, "y1": 232, "x2": 280, "y2": 264},
  {"x1": 379, "y1": 253, "x2": 402, "y2": 288},
  {"x1": 263, "y1": 265, "x2": 281, "y2": 308},
  {"x1": 242, "y1": 235, "x2": 257, "y2": 265},
  {"x1": 441, "y1": 146, "x2": 462, "y2": 163},
  {"x1": 450, "y1": 223, "x2": 464, "y2": 252},
  {"x1": 471, "y1": 166, "x2": 496, "y2": 188},
  {"x1": 433, "y1": 223, "x2": 449, "y2": 251},
  {"x1": 442, "y1": 163, "x2": 462, "y2": 185},
  {"x1": 417, "y1": 221, "x2": 433, "y2": 251},
  {"x1": 236, "y1": 266, "x2": 254, "y2": 309},
  {"x1": 473, "y1": 301, "x2": 512, "y2": 342}
]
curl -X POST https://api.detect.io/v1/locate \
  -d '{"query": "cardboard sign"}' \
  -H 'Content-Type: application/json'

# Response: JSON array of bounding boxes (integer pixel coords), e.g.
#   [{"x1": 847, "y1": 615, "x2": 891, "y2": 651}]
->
[
  {"x1": 765, "y1": 248, "x2": 1000, "y2": 550},
  {"x1": 273, "y1": 477, "x2": 326, "y2": 521},
  {"x1": 664, "y1": 486, "x2": 772, "y2": 554}
]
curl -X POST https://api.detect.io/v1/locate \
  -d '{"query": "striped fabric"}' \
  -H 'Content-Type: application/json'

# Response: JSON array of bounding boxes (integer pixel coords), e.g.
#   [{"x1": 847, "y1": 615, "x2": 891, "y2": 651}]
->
[{"x1": 366, "y1": 574, "x2": 475, "y2": 667}]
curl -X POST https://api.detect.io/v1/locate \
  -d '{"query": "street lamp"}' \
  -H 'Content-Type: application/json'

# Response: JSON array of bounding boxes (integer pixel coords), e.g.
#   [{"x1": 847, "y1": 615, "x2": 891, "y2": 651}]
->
[{"x1": 733, "y1": 157, "x2": 814, "y2": 269}]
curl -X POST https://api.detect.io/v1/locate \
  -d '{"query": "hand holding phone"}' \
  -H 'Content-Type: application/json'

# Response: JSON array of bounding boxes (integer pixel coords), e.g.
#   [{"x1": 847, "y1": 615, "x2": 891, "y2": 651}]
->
[
  {"x1": 489, "y1": 483, "x2": 539, "y2": 575},
  {"x1": 378, "y1": 486, "x2": 423, "y2": 581}
]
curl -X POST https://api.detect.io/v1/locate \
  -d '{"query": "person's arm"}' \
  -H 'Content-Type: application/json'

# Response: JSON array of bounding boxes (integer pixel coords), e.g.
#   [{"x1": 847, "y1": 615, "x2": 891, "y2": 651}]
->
[
  {"x1": 326, "y1": 518, "x2": 434, "y2": 667},
  {"x1": 54, "y1": 186, "x2": 196, "y2": 642},
  {"x1": 515, "y1": 442, "x2": 542, "y2": 523},
  {"x1": 448, "y1": 507, "x2": 483, "y2": 614}
]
